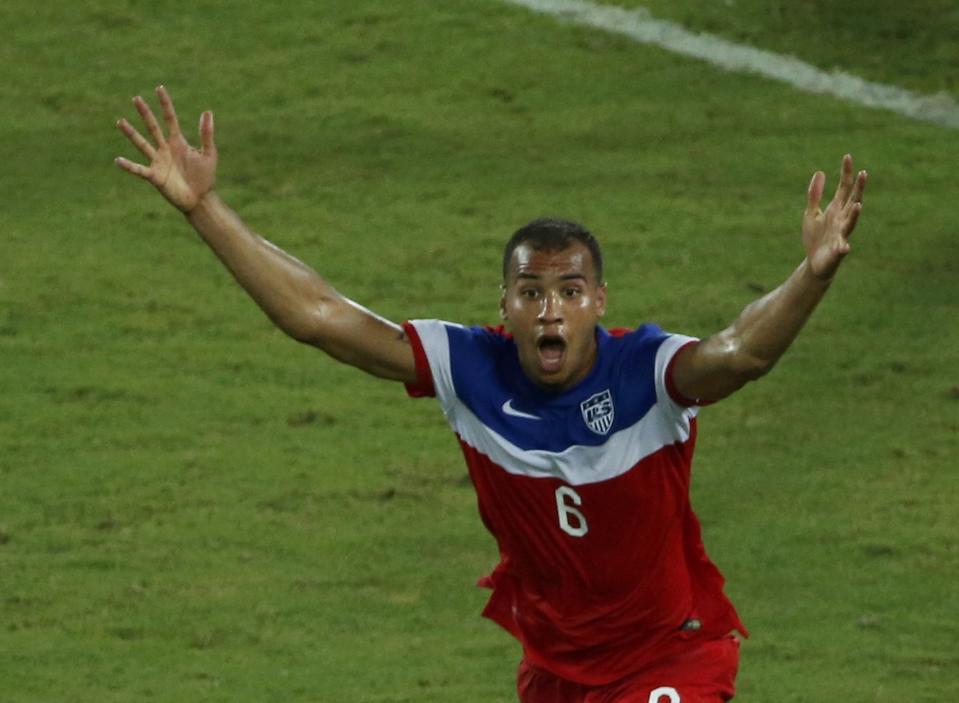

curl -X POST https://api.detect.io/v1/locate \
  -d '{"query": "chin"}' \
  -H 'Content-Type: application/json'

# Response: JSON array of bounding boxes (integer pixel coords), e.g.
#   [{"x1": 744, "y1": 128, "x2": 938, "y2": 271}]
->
[{"x1": 532, "y1": 368, "x2": 571, "y2": 390}]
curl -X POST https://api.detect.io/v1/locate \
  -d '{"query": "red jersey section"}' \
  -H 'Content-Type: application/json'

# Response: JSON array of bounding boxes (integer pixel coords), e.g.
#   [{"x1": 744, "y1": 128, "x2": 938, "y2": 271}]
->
[{"x1": 461, "y1": 423, "x2": 745, "y2": 686}]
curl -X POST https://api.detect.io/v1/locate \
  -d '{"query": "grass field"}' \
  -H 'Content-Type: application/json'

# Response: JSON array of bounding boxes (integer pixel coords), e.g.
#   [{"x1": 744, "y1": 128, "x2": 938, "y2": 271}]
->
[{"x1": 1, "y1": 1, "x2": 957, "y2": 701}]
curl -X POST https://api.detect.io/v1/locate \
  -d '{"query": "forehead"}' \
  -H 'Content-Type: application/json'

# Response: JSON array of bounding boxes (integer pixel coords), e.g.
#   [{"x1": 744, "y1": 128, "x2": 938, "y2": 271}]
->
[{"x1": 506, "y1": 242, "x2": 597, "y2": 283}]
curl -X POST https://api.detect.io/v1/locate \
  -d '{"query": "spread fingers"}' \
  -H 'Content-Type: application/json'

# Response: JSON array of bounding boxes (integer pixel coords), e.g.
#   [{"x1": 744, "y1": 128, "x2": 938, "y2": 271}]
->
[
  {"x1": 156, "y1": 85, "x2": 182, "y2": 139},
  {"x1": 133, "y1": 95, "x2": 165, "y2": 146},
  {"x1": 114, "y1": 156, "x2": 151, "y2": 180},
  {"x1": 832, "y1": 154, "x2": 854, "y2": 205},
  {"x1": 117, "y1": 118, "x2": 156, "y2": 160}
]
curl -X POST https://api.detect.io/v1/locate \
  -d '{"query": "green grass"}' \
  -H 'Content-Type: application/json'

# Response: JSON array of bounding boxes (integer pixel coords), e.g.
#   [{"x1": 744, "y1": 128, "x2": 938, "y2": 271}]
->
[
  {"x1": 1, "y1": 1, "x2": 957, "y2": 701},
  {"x1": 601, "y1": 0, "x2": 959, "y2": 100}
]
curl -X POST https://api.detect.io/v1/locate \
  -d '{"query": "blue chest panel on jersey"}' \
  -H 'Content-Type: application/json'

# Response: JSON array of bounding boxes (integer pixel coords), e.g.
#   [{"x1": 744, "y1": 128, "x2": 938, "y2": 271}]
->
[{"x1": 446, "y1": 324, "x2": 669, "y2": 452}]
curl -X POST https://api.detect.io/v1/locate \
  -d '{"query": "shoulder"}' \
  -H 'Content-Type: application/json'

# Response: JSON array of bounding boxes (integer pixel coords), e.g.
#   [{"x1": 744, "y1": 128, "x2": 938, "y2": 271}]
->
[
  {"x1": 607, "y1": 322, "x2": 669, "y2": 344},
  {"x1": 403, "y1": 319, "x2": 518, "y2": 407},
  {"x1": 602, "y1": 323, "x2": 671, "y2": 367},
  {"x1": 406, "y1": 320, "x2": 512, "y2": 352},
  {"x1": 601, "y1": 323, "x2": 701, "y2": 414}
]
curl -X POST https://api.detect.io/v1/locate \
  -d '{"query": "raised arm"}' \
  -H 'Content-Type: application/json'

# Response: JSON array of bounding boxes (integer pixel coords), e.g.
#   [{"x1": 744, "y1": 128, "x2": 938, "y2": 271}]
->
[
  {"x1": 671, "y1": 154, "x2": 867, "y2": 403},
  {"x1": 115, "y1": 86, "x2": 416, "y2": 384}
]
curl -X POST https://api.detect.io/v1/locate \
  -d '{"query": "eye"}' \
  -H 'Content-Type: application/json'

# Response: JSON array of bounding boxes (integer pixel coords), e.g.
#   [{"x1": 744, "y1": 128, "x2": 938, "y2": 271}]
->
[
  {"x1": 520, "y1": 288, "x2": 539, "y2": 299},
  {"x1": 563, "y1": 287, "x2": 582, "y2": 297}
]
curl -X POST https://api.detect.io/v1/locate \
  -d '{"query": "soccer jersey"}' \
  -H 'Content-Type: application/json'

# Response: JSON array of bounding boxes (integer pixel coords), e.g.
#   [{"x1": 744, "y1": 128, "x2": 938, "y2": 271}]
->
[{"x1": 403, "y1": 320, "x2": 747, "y2": 686}]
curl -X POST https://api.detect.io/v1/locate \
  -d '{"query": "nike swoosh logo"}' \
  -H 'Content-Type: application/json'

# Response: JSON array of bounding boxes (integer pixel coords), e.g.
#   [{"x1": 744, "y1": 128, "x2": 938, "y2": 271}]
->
[{"x1": 502, "y1": 399, "x2": 541, "y2": 420}]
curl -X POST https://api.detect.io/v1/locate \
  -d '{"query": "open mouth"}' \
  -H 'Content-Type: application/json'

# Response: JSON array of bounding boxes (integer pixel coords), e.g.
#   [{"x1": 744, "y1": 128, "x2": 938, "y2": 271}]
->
[{"x1": 536, "y1": 335, "x2": 566, "y2": 374}]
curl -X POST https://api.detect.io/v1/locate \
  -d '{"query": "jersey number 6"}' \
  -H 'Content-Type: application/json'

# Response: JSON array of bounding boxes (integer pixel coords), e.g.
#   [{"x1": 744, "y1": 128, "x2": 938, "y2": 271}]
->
[{"x1": 555, "y1": 486, "x2": 588, "y2": 537}]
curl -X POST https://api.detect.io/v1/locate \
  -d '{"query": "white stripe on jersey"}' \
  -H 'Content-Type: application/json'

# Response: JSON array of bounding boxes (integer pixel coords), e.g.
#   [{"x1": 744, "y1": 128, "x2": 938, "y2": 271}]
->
[{"x1": 451, "y1": 394, "x2": 694, "y2": 486}]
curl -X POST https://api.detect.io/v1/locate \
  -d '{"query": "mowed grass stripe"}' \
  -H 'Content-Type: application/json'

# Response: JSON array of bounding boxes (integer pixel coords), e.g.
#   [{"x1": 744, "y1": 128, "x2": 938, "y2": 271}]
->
[{"x1": 499, "y1": 0, "x2": 959, "y2": 129}]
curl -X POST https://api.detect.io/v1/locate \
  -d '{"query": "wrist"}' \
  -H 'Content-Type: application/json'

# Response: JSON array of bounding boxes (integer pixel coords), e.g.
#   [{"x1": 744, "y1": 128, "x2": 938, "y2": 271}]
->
[
  {"x1": 800, "y1": 257, "x2": 835, "y2": 287},
  {"x1": 184, "y1": 190, "x2": 219, "y2": 220}
]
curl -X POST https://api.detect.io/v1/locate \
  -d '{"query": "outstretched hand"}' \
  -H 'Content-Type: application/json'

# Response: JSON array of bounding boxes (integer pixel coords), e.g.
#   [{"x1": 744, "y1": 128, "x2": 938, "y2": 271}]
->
[
  {"x1": 803, "y1": 154, "x2": 867, "y2": 280},
  {"x1": 115, "y1": 86, "x2": 217, "y2": 213}
]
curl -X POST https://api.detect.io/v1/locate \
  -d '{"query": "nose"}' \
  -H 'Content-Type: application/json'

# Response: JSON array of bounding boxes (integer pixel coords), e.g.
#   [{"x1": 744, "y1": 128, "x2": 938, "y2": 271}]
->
[{"x1": 538, "y1": 291, "x2": 563, "y2": 323}]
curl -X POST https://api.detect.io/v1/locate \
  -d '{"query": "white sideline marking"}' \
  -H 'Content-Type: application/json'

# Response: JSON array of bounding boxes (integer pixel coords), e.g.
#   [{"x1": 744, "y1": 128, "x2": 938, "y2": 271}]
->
[{"x1": 498, "y1": 0, "x2": 959, "y2": 130}]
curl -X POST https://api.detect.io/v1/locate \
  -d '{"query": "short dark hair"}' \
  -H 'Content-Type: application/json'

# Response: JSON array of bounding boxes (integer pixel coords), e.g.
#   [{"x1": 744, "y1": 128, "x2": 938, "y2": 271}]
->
[{"x1": 502, "y1": 218, "x2": 604, "y2": 283}]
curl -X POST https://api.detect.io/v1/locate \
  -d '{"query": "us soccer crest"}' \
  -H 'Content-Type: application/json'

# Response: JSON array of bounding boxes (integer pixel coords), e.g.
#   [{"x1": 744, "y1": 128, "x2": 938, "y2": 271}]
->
[{"x1": 580, "y1": 389, "x2": 615, "y2": 435}]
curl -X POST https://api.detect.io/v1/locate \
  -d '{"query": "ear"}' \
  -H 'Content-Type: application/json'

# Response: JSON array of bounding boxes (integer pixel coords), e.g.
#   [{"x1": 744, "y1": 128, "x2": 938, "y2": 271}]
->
[
  {"x1": 499, "y1": 285, "x2": 508, "y2": 320},
  {"x1": 595, "y1": 282, "x2": 607, "y2": 318}
]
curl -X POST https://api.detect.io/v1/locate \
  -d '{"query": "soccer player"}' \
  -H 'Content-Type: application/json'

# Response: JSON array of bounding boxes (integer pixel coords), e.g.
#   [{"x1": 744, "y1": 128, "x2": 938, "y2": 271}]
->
[{"x1": 116, "y1": 86, "x2": 866, "y2": 703}]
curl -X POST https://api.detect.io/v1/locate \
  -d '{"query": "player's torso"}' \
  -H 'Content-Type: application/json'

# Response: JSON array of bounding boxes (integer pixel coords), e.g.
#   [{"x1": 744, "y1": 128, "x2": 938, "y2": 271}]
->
[{"x1": 446, "y1": 327, "x2": 697, "y2": 605}]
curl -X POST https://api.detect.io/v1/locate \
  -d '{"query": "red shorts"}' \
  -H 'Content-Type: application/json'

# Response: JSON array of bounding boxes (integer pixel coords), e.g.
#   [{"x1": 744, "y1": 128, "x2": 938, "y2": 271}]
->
[{"x1": 517, "y1": 635, "x2": 740, "y2": 703}]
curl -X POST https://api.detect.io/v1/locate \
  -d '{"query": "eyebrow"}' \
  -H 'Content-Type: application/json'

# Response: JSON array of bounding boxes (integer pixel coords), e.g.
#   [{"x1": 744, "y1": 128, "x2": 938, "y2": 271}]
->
[{"x1": 515, "y1": 272, "x2": 588, "y2": 282}]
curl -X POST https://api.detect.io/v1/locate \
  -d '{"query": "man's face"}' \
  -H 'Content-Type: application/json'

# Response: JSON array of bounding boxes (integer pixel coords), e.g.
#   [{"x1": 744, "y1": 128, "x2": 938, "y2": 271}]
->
[{"x1": 500, "y1": 241, "x2": 607, "y2": 391}]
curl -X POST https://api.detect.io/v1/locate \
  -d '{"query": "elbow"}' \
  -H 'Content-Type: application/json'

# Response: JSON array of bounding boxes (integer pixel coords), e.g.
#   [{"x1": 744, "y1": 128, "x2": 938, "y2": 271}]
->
[
  {"x1": 730, "y1": 352, "x2": 776, "y2": 382},
  {"x1": 283, "y1": 319, "x2": 323, "y2": 345},
  {"x1": 711, "y1": 329, "x2": 777, "y2": 384},
  {"x1": 273, "y1": 296, "x2": 337, "y2": 346}
]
